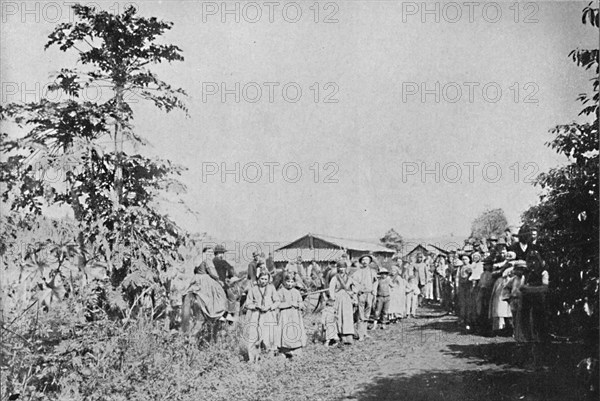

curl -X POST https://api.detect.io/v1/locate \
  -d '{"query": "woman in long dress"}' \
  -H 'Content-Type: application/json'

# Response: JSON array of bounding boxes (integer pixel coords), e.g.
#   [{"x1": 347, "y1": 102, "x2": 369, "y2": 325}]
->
[
  {"x1": 244, "y1": 271, "x2": 281, "y2": 354},
  {"x1": 489, "y1": 250, "x2": 515, "y2": 333},
  {"x1": 388, "y1": 265, "x2": 406, "y2": 321},
  {"x1": 187, "y1": 246, "x2": 228, "y2": 319},
  {"x1": 277, "y1": 273, "x2": 307, "y2": 356},
  {"x1": 328, "y1": 262, "x2": 357, "y2": 344},
  {"x1": 468, "y1": 252, "x2": 483, "y2": 328}
]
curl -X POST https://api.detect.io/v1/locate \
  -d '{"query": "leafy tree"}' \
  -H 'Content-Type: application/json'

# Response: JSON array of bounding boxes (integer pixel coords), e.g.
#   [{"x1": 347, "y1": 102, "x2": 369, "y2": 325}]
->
[
  {"x1": 522, "y1": 3, "x2": 598, "y2": 334},
  {"x1": 0, "y1": 4, "x2": 189, "y2": 304},
  {"x1": 380, "y1": 228, "x2": 404, "y2": 252},
  {"x1": 469, "y1": 208, "x2": 508, "y2": 242}
]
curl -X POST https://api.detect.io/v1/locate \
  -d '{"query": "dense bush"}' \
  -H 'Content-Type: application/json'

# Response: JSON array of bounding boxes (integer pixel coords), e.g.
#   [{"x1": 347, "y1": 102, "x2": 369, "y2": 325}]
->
[{"x1": 521, "y1": 3, "x2": 599, "y2": 337}]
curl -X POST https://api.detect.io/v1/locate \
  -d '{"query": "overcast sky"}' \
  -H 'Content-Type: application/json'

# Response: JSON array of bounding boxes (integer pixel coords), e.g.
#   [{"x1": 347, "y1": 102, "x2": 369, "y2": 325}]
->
[{"x1": 1, "y1": 1, "x2": 597, "y2": 242}]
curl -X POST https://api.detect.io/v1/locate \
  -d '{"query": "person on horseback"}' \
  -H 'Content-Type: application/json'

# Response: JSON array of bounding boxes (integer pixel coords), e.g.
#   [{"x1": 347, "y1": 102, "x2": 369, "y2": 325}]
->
[{"x1": 181, "y1": 246, "x2": 227, "y2": 334}]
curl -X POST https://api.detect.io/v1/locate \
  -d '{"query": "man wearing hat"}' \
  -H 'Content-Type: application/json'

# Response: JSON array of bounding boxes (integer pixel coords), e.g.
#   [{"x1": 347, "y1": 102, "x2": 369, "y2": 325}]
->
[
  {"x1": 247, "y1": 251, "x2": 261, "y2": 284},
  {"x1": 510, "y1": 226, "x2": 534, "y2": 261},
  {"x1": 213, "y1": 244, "x2": 237, "y2": 321},
  {"x1": 213, "y1": 245, "x2": 234, "y2": 283},
  {"x1": 352, "y1": 254, "x2": 377, "y2": 340}
]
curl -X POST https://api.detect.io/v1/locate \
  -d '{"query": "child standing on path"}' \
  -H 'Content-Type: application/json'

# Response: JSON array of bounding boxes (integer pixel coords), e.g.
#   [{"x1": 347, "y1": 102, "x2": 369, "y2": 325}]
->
[
  {"x1": 388, "y1": 265, "x2": 406, "y2": 321},
  {"x1": 328, "y1": 261, "x2": 357, "y2": 345},
  {"x1": 277, "y1": 273, "x2": 307, "y2": 356},
  {"x1": 372, "y1": 268, "x2": 392, "y2": 330},
  {"x1": 405, "y1": 270, "x2": 419, "y2": 318},
  {"x1": 244, "y1": 271, "x2": 280, "y2": 359},
  {"x1": 321, "y1": 298, "x2": 338, "y2": 345}
]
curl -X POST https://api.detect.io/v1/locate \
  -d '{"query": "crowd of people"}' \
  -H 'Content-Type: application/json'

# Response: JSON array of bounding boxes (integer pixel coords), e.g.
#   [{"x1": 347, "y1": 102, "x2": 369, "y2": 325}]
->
[{"x1": 185, "y1": 226, "x2": 550, "y2": 360}]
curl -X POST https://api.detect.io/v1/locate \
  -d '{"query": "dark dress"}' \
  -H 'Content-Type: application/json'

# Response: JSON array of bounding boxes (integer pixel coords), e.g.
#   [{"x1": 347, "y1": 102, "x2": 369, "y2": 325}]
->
[
  {"x1": 186, "y1": 261, "x2": 227, "y2": 318},
  {"x1": 213, "y1": 257, "x2": 237, "y2": 313}
]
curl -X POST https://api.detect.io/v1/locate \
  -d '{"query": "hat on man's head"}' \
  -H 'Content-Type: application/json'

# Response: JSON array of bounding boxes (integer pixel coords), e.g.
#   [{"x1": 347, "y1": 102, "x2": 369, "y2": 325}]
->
[
  {"x1": 517, "y1": 225, "x2": 532, "y2": 239},
  {"x1": 488, "y1": 235, "x2": 498, "y2": 241},
  {"x1": 513, "y1": 260, "x2": 527, "y2": 269},
  {"x1": 360, "y1": 254, "x2": 374, "y2": 264},
  {"x1": 378, "y1": 267, "x2": 389, "y2": 275},
  {"x1": 214, "y1": 244, "x2": 227, "y2": 254},
  {"x1": 454, "y1": 259, "x2": 464, "y2": 267}
]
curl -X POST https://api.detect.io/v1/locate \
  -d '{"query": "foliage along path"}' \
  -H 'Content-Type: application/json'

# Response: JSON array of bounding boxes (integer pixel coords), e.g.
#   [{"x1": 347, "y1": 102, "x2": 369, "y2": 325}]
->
[{"x1": 299, "y1": 305, "x2": 587, "y2": 401}]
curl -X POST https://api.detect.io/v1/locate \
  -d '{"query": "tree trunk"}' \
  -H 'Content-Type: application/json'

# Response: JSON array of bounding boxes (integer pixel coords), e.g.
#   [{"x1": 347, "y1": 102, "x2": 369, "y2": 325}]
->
[{"x1": 113, "y1": 86, "x2": 124, "y2": 208}]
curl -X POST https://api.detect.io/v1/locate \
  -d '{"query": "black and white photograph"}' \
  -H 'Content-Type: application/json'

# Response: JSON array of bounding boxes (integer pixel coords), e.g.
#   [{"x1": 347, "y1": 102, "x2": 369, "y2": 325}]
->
[{"x1": 1, "y1": 1, "x2": 598, "y2": 400}]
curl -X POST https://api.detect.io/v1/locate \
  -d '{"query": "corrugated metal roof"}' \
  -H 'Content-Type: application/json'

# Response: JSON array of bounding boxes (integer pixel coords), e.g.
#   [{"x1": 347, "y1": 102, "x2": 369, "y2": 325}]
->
[
  {"x1": 273, "y1": 248, "x2": 345, "y2": 262},
  {"x1": 276, "y1": 233, "x2": 395, "y2": 255}
]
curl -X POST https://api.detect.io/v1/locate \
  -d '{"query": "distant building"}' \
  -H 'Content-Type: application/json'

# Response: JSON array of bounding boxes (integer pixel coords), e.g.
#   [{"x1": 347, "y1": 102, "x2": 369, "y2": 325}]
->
[
  {"x1": 403, "y1": 243, "x2": 449, "y2": 261},
  {"x1": 273, "y1": 233, "x2": 395, "y2": 268}
]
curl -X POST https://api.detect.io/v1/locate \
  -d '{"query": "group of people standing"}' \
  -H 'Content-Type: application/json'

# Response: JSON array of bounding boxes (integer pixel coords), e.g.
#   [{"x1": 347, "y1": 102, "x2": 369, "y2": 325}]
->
[
  {"x1": 186, "y1": 225, "x2": 549, "y2": 360},
  {"x1": 437, "y1": 227, "x2": 549, "y2": 344}
]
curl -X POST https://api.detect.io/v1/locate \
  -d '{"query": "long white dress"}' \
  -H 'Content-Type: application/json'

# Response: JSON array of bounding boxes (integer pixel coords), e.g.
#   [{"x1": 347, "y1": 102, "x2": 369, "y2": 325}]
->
[
  {"x1": 244, "y1": 284, "x2": 280, "y2": 350},
  {"x1": 388, "y1": 274, "x2": 406, "y2": 317},
  {"x1": 489, "y1": 264, "x2": 513, "y2": 330}
]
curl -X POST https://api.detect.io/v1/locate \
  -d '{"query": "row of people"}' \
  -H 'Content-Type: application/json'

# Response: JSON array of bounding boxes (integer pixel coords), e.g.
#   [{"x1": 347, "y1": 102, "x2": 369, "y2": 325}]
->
[
  {"x1": 325, "y1": 255, "x2": 422, "y2": 345},
  {"x1": 244, "y1": 271, "x2": 308, "y2": 359},
  {"x1": 189, "y1": 226, "x2": 548, "y2": 357},
  {"x1": 439, "y1": 227, "x2": 549, "y2": 343}
]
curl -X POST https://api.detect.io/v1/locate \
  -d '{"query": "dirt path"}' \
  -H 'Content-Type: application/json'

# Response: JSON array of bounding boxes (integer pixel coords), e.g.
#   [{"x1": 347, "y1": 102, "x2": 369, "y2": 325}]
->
[{"x1": 318, "y1": 305, "x2": 587, "y2": 401}]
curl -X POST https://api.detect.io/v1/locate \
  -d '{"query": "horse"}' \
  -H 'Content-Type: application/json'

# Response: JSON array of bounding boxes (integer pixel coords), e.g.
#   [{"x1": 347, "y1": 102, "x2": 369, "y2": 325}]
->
[{"x1": 181, "y1": 277, "x2": 251, "y2": 342}]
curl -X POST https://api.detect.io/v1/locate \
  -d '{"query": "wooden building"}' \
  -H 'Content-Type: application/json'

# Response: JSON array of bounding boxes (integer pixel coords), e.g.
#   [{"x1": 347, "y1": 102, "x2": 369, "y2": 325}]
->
[{"x1": 403, "y1": 243, "x2": 449, "y2": 261}]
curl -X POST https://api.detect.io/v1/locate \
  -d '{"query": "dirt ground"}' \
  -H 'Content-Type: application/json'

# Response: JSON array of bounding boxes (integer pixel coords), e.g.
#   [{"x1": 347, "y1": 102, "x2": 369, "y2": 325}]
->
[{"x1": 300, "y1": 304, "x2": 589, "y2": 401}]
